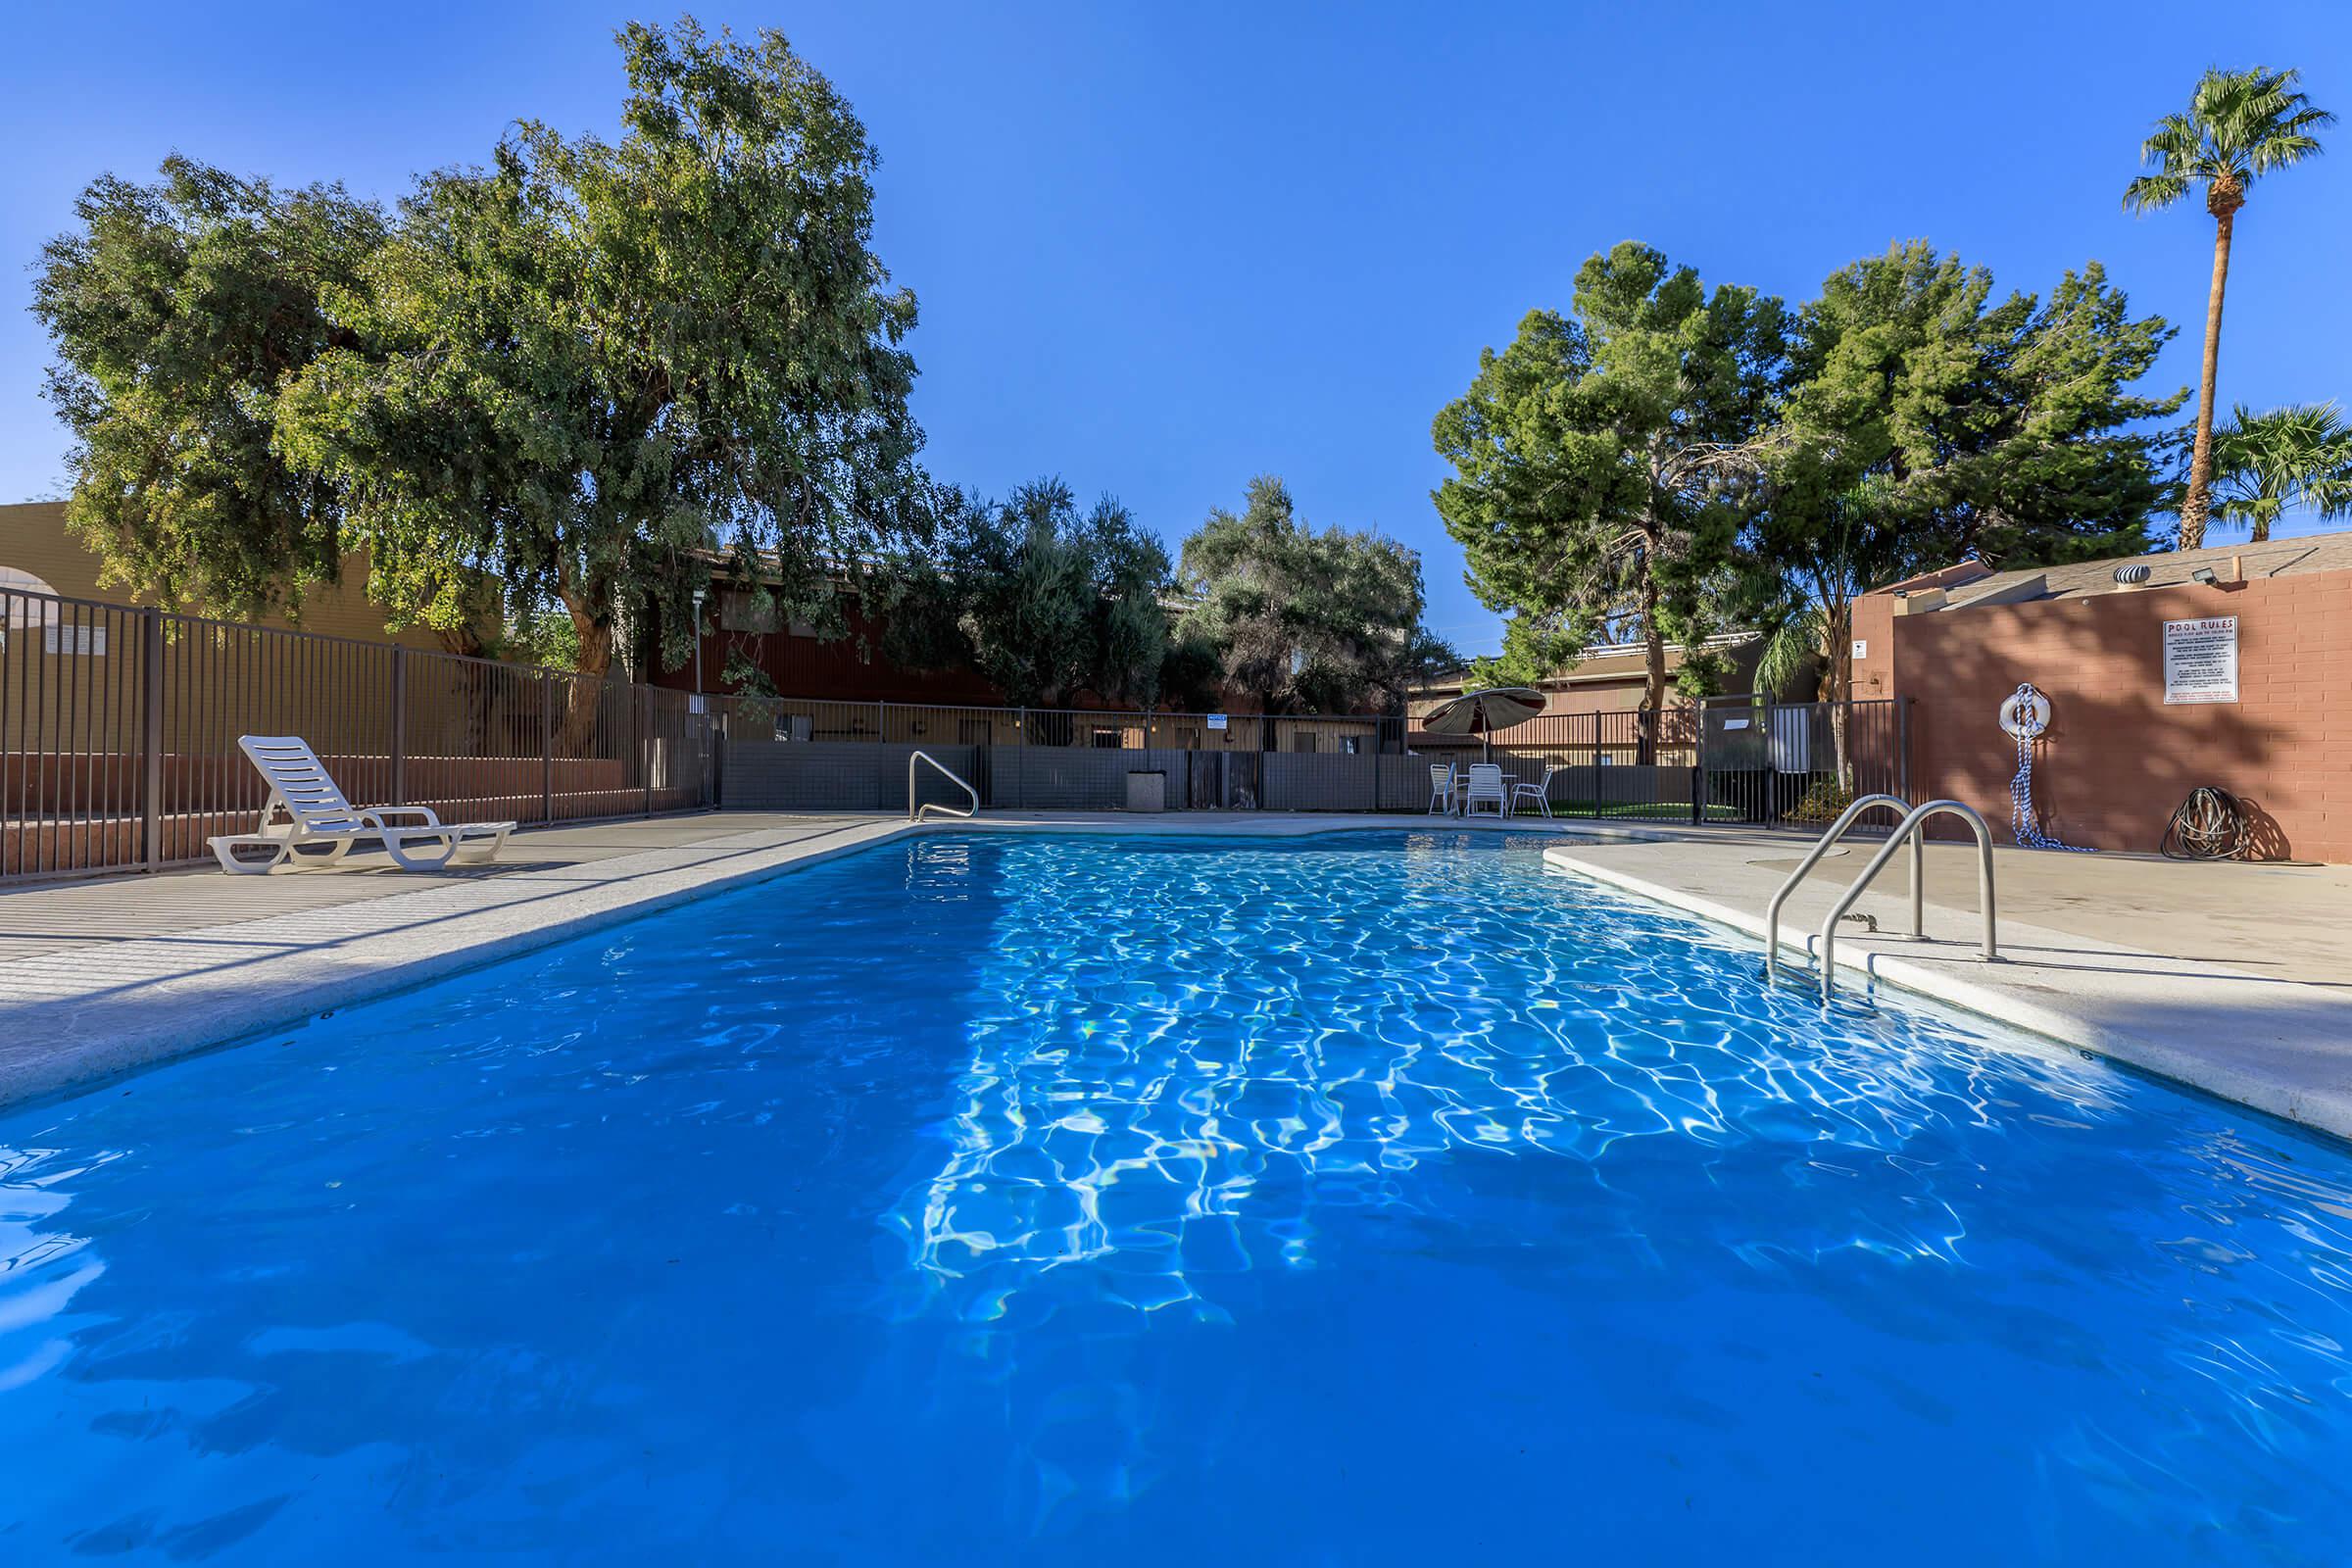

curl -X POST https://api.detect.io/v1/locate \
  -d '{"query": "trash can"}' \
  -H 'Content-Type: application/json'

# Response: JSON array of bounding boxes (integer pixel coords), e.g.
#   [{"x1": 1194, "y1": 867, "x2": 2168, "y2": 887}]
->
[{"x1": 1126, "y1": 770, "x2": 1167, "y2": 812}]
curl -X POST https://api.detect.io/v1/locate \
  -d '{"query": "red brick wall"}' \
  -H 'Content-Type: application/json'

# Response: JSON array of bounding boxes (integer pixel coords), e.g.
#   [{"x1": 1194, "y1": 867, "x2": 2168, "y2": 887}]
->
[{"x1": 1864, "y1": 576, "x2": 2350, "y2": 861}]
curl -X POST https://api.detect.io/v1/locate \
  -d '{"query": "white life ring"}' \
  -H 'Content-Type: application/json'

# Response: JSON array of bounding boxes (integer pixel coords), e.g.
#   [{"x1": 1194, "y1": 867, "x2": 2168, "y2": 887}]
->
[{"x1": 1999, "y1": 686, "x2": 2050, "y2": 740}]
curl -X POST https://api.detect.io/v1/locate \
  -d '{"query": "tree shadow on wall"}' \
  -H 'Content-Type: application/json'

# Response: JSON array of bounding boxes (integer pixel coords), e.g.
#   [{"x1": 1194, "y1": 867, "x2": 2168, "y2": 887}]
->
[
  {"x1": 2233, "y1": 794, "x2": 2295, "y2": 862},
  {"x1": 1903, "y1": 594, "x2": 2298, "y2": 859}
]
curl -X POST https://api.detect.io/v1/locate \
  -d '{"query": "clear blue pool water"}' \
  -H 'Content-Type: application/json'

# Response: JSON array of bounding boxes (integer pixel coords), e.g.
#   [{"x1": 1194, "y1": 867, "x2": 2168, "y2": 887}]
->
[{"x1": 4, "y1": 831, "x2": 2351, "y2": 1564}]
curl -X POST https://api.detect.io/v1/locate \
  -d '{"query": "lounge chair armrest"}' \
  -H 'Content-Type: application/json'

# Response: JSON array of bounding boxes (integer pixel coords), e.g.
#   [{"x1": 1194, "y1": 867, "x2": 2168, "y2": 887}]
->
[{"x1": 362, "y1": 806, "x2": 443, "y2": 830}]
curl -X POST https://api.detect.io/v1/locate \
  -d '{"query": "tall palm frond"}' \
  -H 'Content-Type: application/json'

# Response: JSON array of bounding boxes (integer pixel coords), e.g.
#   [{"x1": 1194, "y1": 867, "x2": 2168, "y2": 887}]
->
[
  {"x1": 2213, "y1": 402, "x2": 2352, "y2": 540},
  {"x1": 1754, "y1": 603, "x2": 1824, "y2": 698},
  {"x1": 2123, "y1": 66, "x2": 2333, "y2": 549},
  {"x1": 2123, "y1": 67, "x2": 2334, "y2": 214}
]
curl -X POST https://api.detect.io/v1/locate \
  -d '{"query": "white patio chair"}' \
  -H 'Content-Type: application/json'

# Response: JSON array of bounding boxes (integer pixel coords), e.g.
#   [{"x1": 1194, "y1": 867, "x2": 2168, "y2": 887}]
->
[
  {"x1": 1510, "y1": 763, "x2": 1565, "y2": 818},
  {"x1": 1426, "y1": 762, "x2": 1458, "y2": 815},
  {"x1": 1462, "y1": 762, "x2": 1507, "y2": 819},
  {"x1": 208, "y1": 735, "x2": 515, "y2": 875}
]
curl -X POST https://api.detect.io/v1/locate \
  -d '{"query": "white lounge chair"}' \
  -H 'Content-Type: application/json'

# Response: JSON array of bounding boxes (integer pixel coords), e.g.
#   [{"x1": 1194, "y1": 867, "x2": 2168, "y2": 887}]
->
[
  {"x1": 1510, "y1": 763, "x2": 1565, "y2": 818},
  {"x1": 1427, "y1": 762, "x2": 1458, "y2": 815},
  {"x1": 208, "y1": 735, "x2": 515, "y2": 875},
  {"x1": 1462, "y1": 762, "x2": 1507, "y2": 819}
]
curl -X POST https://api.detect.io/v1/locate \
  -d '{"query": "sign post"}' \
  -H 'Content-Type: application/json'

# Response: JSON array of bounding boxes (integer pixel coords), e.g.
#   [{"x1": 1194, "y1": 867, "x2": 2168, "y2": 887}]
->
[{"x1": 2163, "y1": 616, "x2": 2238, "y2": 705}]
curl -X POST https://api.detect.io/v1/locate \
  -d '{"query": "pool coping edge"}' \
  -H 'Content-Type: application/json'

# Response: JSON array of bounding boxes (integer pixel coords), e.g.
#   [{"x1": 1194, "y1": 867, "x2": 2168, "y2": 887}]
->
[{"x1": 1536, "y1": 841, "x2": 2352, "y2": 1144}]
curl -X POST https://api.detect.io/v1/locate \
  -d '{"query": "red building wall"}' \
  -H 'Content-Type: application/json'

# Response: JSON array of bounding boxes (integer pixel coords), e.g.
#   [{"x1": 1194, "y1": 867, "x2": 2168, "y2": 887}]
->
[
  {"x1": 1852, "y1": 575, "x2": 2352, "y2": 862},
  {"x1": 649, "y1": 596, "x2": 1265, "y2": 714}
]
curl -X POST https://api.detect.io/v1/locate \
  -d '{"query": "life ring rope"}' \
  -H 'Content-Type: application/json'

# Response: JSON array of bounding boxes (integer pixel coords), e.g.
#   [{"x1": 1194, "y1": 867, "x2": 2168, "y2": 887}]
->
[{"x1": 2005, "y1": 682, "x2": 2092, "y2": 853}]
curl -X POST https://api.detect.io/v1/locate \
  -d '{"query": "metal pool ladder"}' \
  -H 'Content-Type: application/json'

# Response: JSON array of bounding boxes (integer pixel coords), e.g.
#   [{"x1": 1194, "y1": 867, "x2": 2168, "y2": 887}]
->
[
  {"x1": 1762, "y1": 794, "x2": 2000, "y2": 999},
  {"x1": 907, "y1": 751, "x2": 980, "y2": 824}
]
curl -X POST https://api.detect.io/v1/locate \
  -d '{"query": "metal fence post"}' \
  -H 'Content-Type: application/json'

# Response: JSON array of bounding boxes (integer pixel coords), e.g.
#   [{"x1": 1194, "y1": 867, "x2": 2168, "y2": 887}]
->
[
  {"x1": 1583, "y1": 710, "x2": 1599, "y2": 819},
  {"x1": 1898, "y1": 698, "x2": 1912, "y2": 803},
  {"x1": 140, "y1": 609, "x2": 164, "y2": 872},
  {"x1": 643, "y1": 687, "x2": 655, "y2": 816},
  {"x1": 1690, "y1": 698, "x2": 1705, "y2": 826},
  {"x1": 704, "y1": 706, "x2": 719, "y2": 810},
  {"x1": 389, "y1": 645, "x2": 408, "y2": 808},
  {"x1": 540, "y1": 674, "x2": 555, "y2": 824}
]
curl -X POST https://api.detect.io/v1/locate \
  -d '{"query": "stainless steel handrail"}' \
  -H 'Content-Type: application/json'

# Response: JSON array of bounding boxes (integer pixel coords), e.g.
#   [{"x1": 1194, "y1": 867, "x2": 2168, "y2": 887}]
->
[
  {"x1": 1763, "y1": 792, "x2": 1914, "y2": 983},
  {"x1": 1818, "y1": 800, "x2": 1998, "y2": 1001},
  {"x1": 907, "y1": 751, "x2": 979, "y2": 824}
]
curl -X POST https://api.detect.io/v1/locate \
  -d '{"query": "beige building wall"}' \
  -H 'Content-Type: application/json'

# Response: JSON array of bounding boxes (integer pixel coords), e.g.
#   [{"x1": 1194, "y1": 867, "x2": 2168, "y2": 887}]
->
[
  {"x1": 0, "y1": 501, "x2": 447, "y2": 651},
  {"x1": 2, "y1": 500, "x2": 453, "y2": 802}
]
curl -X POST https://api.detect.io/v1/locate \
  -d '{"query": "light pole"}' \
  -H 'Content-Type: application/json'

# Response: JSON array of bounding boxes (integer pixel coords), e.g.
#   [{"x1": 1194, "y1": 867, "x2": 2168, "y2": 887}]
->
[{"x1": 690, "y1": 587, "x2": 708, "y2": 701}]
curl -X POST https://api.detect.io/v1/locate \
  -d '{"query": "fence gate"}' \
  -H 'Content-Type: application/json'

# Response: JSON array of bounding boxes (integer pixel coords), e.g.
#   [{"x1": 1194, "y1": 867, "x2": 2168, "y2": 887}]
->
[{"x1": 1695, "y1": 695, "x2": 1909, "y2": 828}]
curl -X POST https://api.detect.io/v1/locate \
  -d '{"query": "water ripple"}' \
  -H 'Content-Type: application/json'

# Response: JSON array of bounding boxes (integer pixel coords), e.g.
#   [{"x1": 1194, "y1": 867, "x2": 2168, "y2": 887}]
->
[{"x1": 1, "y1": 831, "x2": 2349, "y2": 1564}]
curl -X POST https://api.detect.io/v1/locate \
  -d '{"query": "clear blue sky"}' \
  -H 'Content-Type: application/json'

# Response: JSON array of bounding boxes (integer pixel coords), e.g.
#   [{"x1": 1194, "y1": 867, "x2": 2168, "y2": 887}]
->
[{"x1": 4, "y1": 2, "x2": 2347, "y2": 655}]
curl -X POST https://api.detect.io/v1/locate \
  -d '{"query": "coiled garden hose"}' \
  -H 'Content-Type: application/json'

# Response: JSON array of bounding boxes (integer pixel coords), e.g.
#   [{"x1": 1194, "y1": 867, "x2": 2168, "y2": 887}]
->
[{"x1": 2160, "y1": 786, "x2": 2249, "y2": 860}]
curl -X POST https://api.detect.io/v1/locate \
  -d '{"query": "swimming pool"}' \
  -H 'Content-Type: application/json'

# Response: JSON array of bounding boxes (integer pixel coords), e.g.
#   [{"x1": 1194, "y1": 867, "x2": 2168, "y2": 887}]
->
[{"x1": 3, "y1": 831, "x2": 2349, "y2": 1563}]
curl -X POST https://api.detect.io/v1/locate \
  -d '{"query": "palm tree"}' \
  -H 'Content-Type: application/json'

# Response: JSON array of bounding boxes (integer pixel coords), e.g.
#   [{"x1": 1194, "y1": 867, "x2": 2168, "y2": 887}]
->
[
  {"x1": 2124, "y1": 67, "x2": 2333, "y2": 550},
  {"x1": 2212, "y1": 402, "x2": 2352, "y2": 541}
]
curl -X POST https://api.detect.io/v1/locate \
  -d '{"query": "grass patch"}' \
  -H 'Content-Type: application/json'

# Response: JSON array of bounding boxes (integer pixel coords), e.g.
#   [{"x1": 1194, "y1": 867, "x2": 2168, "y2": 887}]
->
[{"x1": 1513, "y1": 801, "x2": 1740, "y2": 821}]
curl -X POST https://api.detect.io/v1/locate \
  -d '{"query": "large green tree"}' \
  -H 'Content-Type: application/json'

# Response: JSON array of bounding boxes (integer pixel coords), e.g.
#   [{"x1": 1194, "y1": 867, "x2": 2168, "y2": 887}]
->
[
  {"x1": 2125, "y1": 67, "x2": 2332, "y2": 549},
  {"x1": 871, "y1": 478, "x2": 1173, "y2": 708},
  {"x1": 1743, "y1": 243, "x2": 2179, "y2": 785},
  {"x1": 1432, "y1": 242, "x2": 1786, "y2": 731},
  {"x1": 1177, "y1": 475, "x2": 1427, "y2": 716},
  {"x1": 1771, "y1": 242, "x2": 2180, "y2": 571},
  {"x1": 32, "y1": 157, "x2": 387, "y2": 621},
  {"x1": 275, "y1": 18, "x2": 924, "y2": 681}
]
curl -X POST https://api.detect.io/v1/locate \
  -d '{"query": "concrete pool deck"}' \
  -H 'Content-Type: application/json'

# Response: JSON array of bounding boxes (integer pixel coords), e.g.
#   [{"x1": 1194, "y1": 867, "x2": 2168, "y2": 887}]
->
[
  {"x1": 0, "y1": 810, "x2": 2347, "y2": 1141},
  {"x1": 1534, "y1": 832, "x2": 2352, "y2": 1138}
]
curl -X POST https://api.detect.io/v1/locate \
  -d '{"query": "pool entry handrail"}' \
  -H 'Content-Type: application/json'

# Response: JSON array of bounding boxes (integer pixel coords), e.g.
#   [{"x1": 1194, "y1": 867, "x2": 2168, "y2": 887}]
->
[
  {"x1": 1763, "y1": 792, "x2": 1916, "y2": 983},
  {"x1": 908, "y1": 751, "x2": 980, "y2": 824},
  {"x1": 1817, "y1": 800, "x2": 1998, "y2": 1002}
]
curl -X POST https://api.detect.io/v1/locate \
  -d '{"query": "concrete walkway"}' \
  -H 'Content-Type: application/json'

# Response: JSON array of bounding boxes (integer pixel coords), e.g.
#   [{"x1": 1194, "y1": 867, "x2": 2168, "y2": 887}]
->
[
  {"x1": 2, "y1": 809, "x2": 2347, "y2": 1142},
  {"x1": 1605, "y1": 822, "x2": 2352, "y2": 986},
  {"x1": 0, "y1": 813, "x2": 848, "y2": 964},
  {"x1": 1537, "y1": 832, "x2": 2352, "y2": 1139}
]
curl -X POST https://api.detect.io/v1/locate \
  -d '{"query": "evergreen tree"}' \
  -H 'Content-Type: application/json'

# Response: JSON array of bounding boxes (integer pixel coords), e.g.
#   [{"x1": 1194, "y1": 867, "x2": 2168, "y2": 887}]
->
[
  {"x1": 1178, "y1": 476, "x2": 1427, "y2": 716},
  {"x1": 1433, "y1": 242, "x2": 1786, "y2": 741}
]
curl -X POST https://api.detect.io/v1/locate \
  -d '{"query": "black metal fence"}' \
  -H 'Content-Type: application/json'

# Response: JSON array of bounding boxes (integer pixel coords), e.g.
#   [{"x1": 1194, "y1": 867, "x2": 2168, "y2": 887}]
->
[
  {"x1": 3, "y1": 581, "x2": 1914, "y2": 884},
  {"x1": 1695, "y1": 695, "x2": 1909, "y2": 827},
  {"x1": 711, "y1": 694, "x2": 1910, "y2": 825},
  {"x1": 3, "y1": 585, "x2": 715, "y2": 883}
]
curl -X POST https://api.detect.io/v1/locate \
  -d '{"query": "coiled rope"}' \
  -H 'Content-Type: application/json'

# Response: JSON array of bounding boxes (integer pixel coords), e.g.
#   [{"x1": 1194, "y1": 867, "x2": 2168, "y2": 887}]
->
[
  {"x1": 2005, "y1": 682, "x2": 2093, "y2": 853},
  {"x1": 2161, "y1": 786, "x2": 2249, "y2": 860}
]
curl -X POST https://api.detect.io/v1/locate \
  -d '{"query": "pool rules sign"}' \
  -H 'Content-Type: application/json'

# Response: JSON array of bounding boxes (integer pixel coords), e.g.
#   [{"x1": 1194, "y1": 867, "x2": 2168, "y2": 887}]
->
[{"x1": 2163, "y1": 615, "x2": 2238, "y2": 704}]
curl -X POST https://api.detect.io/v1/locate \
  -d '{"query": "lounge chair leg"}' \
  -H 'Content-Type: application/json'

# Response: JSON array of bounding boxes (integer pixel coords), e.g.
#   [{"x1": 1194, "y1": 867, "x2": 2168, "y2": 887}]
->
[
  {"x1": 285, "y1": 837, "x2": 355, "y2": 868},
  {"x1": 455, "y1": 824, "x2": 514, "y2": 861},
  {"x1": 212, "y1": 838, "x2": 289, "y2": 875},
  {"x1": 384, "y1": 833, "x2": 460, "y2": 872}
]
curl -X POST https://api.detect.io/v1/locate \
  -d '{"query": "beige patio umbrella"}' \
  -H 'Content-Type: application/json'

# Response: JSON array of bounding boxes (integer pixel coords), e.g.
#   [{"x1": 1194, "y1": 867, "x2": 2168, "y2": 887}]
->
[{"x1": 1421, "y1": 686, "x2": 1545, "y2": 760}]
